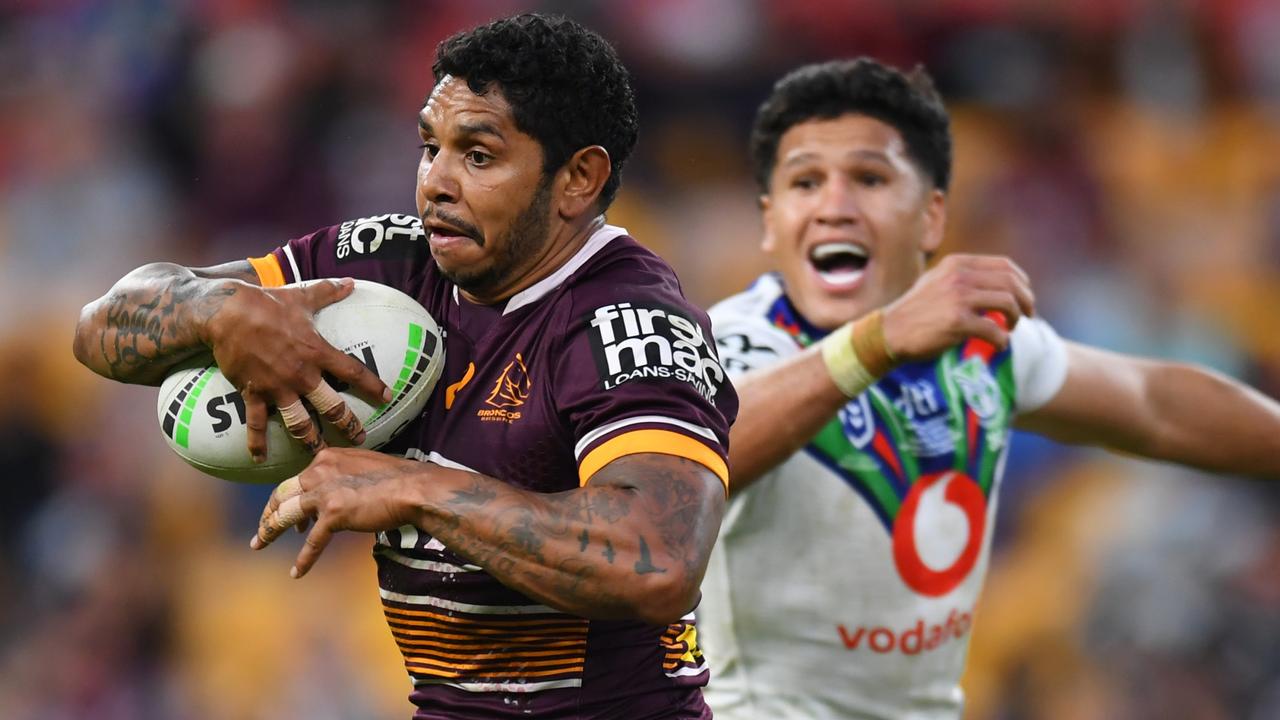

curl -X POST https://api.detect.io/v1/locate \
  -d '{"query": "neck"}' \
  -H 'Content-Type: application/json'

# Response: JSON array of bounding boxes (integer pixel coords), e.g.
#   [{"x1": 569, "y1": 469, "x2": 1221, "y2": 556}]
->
[{"x1": 459, "y1": 214, "x2": 604, "y2": 305}]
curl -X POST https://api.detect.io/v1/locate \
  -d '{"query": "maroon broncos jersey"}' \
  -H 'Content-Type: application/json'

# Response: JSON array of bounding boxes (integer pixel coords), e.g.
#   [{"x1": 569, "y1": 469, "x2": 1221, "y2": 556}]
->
[{"x1": 250, "y1": 213, "x2": 736, "y2": 719}]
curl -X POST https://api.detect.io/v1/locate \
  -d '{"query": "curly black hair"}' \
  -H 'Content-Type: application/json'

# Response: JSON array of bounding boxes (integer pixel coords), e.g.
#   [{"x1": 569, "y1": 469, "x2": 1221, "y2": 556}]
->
[
  {"x1": 750, "y1": 58, "x2": 951, "y2": 193},
  {"x1": 433, "y1": 13, "x2": 638, "y2": 210}
]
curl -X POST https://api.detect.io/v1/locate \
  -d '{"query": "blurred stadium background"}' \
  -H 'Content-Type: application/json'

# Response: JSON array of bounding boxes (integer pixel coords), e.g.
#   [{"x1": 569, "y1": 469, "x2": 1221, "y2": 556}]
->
[{"x1": 3, "y1": 0, "x2": 1280, "y2": 718}]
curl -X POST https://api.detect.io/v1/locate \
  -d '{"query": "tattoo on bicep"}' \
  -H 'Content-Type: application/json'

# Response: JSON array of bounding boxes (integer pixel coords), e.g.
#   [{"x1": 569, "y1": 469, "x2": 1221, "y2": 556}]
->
[
  {"x1": 578, "y1": 528, "x2": 589, "y2": 552},
  {"x1": 634, "y1": 536, "x2": 667, "y2": 575},
  {"x1": 603, "y1": 539, "x2": 615, "y2": 564}
]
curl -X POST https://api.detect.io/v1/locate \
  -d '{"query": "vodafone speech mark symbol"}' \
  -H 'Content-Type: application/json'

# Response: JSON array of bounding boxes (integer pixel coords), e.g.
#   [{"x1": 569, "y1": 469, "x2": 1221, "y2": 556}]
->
[{"x1": 892, "y1": 471, "x2": 986, "y2": 597}]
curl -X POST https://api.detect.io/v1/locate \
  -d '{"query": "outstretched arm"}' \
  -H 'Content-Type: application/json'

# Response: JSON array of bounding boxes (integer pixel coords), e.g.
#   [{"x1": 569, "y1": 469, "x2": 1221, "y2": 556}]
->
[
  {"x1": 1015, "y1": 342, "x2": 1280, "y2": 479},
  {"x1": 252, "y1": 448, "x2": 725, "y2": 626}
]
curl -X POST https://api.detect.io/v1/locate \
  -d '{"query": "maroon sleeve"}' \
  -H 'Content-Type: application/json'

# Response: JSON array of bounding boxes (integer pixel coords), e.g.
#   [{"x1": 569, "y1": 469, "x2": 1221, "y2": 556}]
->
[
  {"x1": 553, "y1": 264, "x2": 738, "y2": 489},
  {"x1": 265, "y1": 213, "x2": 430, "y2": 289}
]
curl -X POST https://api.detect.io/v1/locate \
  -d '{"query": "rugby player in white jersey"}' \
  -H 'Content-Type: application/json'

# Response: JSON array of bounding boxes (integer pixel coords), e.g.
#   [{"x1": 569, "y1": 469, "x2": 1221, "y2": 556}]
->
[{"x1": 697, "y1": 57, "x2": 1280, "y2": 719}]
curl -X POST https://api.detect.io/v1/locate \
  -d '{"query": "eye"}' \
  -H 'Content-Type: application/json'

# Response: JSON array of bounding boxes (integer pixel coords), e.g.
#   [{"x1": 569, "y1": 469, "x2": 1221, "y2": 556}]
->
[
  {"x1": 466, "y1": 150, "x2": 492, "y2": 166},
  {"x1": 791, "y1": 175, "x2": 820, "y2": 191},
  {"x1": 419, "y1": 142, "x2": 439, "y2": 160},
  {"x1": 856, "y1": 171, "x2": 887, "y2": 187}
]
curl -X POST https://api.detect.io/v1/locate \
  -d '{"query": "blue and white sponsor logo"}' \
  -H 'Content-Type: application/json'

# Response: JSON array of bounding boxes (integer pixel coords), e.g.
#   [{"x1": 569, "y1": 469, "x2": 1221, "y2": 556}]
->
[{"x1": 892, "y1": 379, "x2": 956, "y2": 458}]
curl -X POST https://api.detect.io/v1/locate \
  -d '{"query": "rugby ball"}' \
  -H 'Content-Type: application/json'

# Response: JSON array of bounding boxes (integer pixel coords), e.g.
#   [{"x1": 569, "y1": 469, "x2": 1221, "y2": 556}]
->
[{"x1": 156, "y1": 279, "x2": 445, "y2": 483}]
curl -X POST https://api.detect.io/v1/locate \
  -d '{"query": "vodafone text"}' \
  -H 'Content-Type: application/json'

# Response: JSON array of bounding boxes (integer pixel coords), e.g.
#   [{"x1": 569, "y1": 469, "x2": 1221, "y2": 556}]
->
[{"x1": 836, "y1": 609, "x2": 972, "y2": 656}]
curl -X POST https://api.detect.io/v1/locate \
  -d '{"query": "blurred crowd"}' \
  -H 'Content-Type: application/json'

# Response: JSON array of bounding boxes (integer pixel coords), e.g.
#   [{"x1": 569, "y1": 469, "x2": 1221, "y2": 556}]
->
[{"x1": 2, "y1": 1, "x2": 1279, "y2": 718}]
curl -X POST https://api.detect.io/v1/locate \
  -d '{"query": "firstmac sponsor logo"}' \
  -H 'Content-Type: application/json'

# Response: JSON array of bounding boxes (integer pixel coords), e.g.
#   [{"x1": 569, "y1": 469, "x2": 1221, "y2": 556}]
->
[
  {"x1": 335, "y1": 213, "x2": 424, "y2": 261},
  {"x1": 588, "y1": 302, "x2": 725, "y2": 405}
]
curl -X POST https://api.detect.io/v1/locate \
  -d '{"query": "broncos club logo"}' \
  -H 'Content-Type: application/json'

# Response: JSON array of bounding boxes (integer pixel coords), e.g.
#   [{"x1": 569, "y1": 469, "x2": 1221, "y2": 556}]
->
[{"x1": 476, "y1": 353, "x2": 531, "y2": 423}]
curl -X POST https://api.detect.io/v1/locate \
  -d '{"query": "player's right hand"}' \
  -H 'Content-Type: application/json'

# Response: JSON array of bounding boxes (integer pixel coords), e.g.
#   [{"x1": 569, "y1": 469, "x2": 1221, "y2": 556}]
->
[
  {"x1": 201, "y1": 277, "x2": 392, "y2": 463},
  {"x1": 881, "y1": 254, "x2": 1035, "y2": 362}
]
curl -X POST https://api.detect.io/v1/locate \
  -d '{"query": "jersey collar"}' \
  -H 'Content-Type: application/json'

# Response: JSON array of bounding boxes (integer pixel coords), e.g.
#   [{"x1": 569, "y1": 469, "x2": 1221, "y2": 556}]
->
[{"x1": 500, "y1": 216, "x2": 627, "y2": 315}]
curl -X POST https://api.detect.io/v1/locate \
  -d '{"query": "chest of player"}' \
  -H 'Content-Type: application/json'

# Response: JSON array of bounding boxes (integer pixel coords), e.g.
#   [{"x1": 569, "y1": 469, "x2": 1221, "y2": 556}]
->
[
  {"x1": 808, "y1": 346, "x2": 1017, "y2": 501},
  {"x1": 407, "y1": 306, "x2": 578, "y2": 493}
]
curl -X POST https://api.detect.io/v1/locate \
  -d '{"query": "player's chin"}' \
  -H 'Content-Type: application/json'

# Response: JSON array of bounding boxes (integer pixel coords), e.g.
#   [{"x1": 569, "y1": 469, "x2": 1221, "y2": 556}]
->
[
  {"x1": 803, "y1": 291, "x2": 875, "y2": 331},
  {"x1": 434, "y1": 259, "x2": 497, "y2": 296}
]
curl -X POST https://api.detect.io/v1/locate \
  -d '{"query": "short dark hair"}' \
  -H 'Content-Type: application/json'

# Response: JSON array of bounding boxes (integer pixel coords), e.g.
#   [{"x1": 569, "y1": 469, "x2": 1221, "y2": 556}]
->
[
  {"x1": 750, "y1": 58, "x2": 952, "y2": 193},
  {"x1": 433, "y1": 13, "x2": 639, "y2": 210}
]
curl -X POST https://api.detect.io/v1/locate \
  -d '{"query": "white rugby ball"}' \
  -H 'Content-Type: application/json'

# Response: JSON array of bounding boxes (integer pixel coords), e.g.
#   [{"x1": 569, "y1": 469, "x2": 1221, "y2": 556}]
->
[{"x1": 156, "y1": 279, "x2": 445, "y2": 483}]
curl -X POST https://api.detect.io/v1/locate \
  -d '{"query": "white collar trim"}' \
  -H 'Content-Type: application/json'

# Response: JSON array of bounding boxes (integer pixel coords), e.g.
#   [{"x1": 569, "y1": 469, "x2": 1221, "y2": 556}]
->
[{"x1": 502, "y1": 217, "x2": 627, "y2": 315}]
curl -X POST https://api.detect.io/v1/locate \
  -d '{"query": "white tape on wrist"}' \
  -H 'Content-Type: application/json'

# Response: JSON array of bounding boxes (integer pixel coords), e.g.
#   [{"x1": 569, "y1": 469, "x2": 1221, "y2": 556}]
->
[{"x1": 820, "y1": 322, "x2": 879, "y2": 398}]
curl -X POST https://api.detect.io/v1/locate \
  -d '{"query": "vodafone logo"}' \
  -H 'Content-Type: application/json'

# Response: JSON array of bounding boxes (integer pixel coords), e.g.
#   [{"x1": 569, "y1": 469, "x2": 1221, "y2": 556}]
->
[{"x1": 891, "y1": 471, "x2": 986, "y2": 597}]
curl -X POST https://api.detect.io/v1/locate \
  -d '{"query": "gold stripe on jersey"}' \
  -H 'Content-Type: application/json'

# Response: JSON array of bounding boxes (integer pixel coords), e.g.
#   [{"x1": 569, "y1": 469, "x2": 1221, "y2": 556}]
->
[
  {"x1": 660, "y1": 621, "x2": 706, "y2": 674},
  {"x1": 406, "y1": 661, "x2": 586, "y2": 680},
  {"x1": 579, "y1": 429, "x2": 729, "y2": 489},
  {"x1": 382, "y1": 599, "x2": 588, "y2": 681},
  {"x1": 383, "y1": 604, "x2": 586, "y2": 629},
  {"x1": 248, "y1": 254, "x2": 285, "y2": 287}
]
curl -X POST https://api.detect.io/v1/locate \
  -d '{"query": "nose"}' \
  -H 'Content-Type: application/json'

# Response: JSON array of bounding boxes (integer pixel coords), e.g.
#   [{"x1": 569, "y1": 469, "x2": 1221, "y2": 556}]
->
[
  {"x1": 419, "y1": 151, "x2": 460, "y2": 205},
  {"x1": 814, "y1": 175, "x2": 858, "y2": 227}
]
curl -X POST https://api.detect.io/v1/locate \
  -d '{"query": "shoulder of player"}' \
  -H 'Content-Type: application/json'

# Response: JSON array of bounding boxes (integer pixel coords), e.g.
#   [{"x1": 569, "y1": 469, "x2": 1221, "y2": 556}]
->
[
  {"x1": 282, "y1": 212, "x2": 425, "y2": 263},
  {"x1": 551, "y1": 235, "x2": 714, "y2": 341},
  {"x1": 279, "y1": 212, "x2": 432, "y2": 287},
  {"x1": 707, "y1": 273, "x2": 784, "y2": 327},
  {"x1": 562, "y1": 236, "x2": 692, "y2": 311}
]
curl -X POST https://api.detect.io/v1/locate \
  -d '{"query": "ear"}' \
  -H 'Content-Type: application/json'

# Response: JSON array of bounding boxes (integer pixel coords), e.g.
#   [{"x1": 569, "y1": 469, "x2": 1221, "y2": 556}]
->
[
  {"x1": 555, "y1": 146, "x2": 612, "y2": 221},
  {"x1": 920, "y1": 188, "x2": 947, "y2": 255},
  {"x1": 759, "y1": 193, "x2": 777, "y2": 252}
]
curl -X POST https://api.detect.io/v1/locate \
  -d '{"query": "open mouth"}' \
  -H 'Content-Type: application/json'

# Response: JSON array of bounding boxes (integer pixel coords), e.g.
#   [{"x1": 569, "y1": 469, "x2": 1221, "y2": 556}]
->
[{"x1": 808, "y1": 242, "x2": 868, "y2": 287}]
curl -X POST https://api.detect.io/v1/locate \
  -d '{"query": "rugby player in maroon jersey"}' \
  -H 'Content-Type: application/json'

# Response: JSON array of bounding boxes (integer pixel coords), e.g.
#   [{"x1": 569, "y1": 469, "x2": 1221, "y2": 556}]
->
[{"x1": 76, "y1": 14, "x2": 736, "y2": 719}]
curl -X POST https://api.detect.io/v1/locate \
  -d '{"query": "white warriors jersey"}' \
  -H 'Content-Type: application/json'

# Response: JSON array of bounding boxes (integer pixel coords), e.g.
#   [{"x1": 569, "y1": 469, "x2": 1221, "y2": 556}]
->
[{"x1": 700, "y1": 274, "x2": 1068, "y2": 719}]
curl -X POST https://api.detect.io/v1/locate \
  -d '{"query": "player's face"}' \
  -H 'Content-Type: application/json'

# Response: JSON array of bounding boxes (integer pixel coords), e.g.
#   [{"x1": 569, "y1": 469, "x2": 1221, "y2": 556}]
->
[
  {"x1": 416, "y1": 75, "x2": 554, "y2": 302},
  {"x1": 761, "y1": 113, "x2": 946, "y2": 330}
]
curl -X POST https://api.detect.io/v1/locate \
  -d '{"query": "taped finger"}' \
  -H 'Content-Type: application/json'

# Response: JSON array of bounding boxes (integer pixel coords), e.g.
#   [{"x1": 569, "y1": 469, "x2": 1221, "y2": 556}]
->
[
  {"x1": 279, "y1": 398, "x2": 326, "y2": 454},
  {"x1": 257, "y1": 494, "x2": 307, "y2": 547},
  {"x1": 306, "y1": 380, "x2": 364, "y2": 444},
  {"x1": 273, "y1": 475, "x2": 303, "y2": 504},
  {"x1": 257, "y1": 474, "x2": 300, "y2": 527}
]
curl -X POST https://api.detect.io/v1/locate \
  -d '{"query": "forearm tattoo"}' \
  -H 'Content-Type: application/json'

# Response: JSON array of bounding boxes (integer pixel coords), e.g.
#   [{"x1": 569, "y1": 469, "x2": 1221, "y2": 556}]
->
[
  {"x1": 423, "y1": 455, "x2": 719, "y2": 618},
  {"x1": 94, "y1": 267, "x2": 247, "y2": 381}
]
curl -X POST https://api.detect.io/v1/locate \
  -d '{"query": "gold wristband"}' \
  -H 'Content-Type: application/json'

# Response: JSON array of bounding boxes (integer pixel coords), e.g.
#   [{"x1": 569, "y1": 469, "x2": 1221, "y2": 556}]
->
[
  {"x1": 851, "y1": 309, "x2": 896, "y2": 377},
  {"x1": 820, "y1": 310, "x2": 896, "y2": 398}
]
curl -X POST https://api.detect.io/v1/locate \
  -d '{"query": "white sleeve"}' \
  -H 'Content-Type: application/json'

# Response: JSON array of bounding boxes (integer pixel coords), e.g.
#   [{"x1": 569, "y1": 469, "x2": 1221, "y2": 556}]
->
[
  {"x1": 1011, "y1": 316, "x2": 1070, "y2": 414},
  {"x1": 709, "y1": 309, "x2": 800, "y2": 381}
]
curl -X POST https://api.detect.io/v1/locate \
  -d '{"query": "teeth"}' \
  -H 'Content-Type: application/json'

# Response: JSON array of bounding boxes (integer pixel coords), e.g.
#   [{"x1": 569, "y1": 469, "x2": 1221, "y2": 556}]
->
[
  {"x1": 817, "y1": 267, "x2": 863, "y2": 284},
  {"x1": 811, "y1": 242, "x2": 867, "y2": 260}
]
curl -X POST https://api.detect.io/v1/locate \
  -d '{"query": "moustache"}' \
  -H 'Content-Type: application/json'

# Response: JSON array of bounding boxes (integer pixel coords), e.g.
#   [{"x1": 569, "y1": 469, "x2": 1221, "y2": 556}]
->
[{"x1": 421, "y1": 206, "x2": 484, "y2": 247}]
